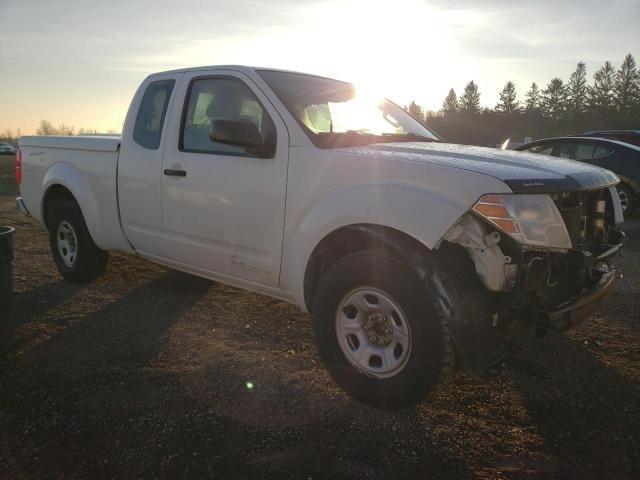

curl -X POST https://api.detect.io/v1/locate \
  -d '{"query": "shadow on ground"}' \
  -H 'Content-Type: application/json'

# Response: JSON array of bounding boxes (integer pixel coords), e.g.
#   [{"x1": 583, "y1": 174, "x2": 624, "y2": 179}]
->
[
  {"x1": 0, "y1": 197, "x2": 638, "y2": 479},
  {"x1": 1, "y1": 268, "x2": 470, "y2": 479}
]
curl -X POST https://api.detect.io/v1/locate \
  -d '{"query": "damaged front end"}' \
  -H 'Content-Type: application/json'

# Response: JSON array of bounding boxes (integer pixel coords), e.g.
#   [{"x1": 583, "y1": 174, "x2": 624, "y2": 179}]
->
[
  {"x1": 511, "y1": 187, "x2": 623, "y2": 334},
  {"x1": 440, "y1": 186, "x2": 624, "y2": 369}
]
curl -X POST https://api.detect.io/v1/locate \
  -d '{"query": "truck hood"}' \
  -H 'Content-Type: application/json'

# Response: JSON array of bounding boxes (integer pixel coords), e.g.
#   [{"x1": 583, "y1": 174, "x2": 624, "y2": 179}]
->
[{"x1": 337, "y1": 142, "x2": 619, "y2": 193}]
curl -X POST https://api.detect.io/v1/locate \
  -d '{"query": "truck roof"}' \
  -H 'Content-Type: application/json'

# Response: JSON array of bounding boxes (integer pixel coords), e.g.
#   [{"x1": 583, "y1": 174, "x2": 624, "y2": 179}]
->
[{"x1": 148, "y1": 65, "x2": 347, "y2": 83}]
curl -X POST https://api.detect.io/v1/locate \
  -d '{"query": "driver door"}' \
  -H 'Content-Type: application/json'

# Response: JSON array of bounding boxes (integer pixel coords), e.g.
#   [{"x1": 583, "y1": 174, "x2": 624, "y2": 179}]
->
[{"x1": 160, "y1": 71, "x2": 289, "y2": 287}]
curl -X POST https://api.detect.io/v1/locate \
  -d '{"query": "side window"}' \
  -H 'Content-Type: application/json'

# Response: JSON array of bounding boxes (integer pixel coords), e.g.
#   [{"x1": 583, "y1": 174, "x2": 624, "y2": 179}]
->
[
  {"x1": 593, "y1": 145, "x2": 614, "y2": 158},
  {"x1": 526, "y1": 143, "x2": 553, "y2": 155},
  {"x1": 552, "y1": 142, "x2": 576, "y2": 159},
  {"x1": 181, "y1": 77, "x2": 276, "y2": 156},
  {"x1": 133, "y1": 79, "x2": 175, "y2": 150},
  {"x1": 574, "y1": 143, "x2": 596, "y2": 160}
]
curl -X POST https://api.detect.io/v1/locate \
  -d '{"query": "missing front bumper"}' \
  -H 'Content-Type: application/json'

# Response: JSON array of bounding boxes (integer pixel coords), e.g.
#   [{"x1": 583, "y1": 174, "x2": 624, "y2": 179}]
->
[{"x1": 536, "y1": 267, "x2": 618, "y2": 335}]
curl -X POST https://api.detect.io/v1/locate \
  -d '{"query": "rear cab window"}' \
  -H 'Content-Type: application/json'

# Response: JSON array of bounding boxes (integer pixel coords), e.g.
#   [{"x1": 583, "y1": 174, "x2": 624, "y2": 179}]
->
[{"x1": 133, "y1": 79, "x2": 176, "y2": 149}]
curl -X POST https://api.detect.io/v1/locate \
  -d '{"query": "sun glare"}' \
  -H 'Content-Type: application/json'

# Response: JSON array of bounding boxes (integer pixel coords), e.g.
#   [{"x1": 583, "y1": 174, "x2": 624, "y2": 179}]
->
[
  {"x1": 329, "y1": 93, "x2": 391, "y2": 134},
  {"x1": 294, "y1": 0, "x2": 458, "y2": 111},
  {"x1": 125, "y1": 1, "x2": 460, "y2": 114}
]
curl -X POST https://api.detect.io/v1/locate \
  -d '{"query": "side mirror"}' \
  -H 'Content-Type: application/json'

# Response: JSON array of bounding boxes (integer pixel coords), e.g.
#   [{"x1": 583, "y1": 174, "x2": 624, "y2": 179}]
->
[{"x1": 210, "y1": 118, "x2": 266, "y2": 151}]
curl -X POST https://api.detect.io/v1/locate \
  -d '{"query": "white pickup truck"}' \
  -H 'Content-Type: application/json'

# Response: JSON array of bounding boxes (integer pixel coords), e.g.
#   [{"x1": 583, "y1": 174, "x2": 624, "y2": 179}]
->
[{"x1": 16, "y1": 66, "x2": 624, "y2": 409}]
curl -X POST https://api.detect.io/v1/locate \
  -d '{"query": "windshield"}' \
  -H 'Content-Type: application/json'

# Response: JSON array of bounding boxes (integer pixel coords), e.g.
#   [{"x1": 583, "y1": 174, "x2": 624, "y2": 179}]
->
[{"x1": 257, "y1": 70, "x2": 440, "y2": 148}]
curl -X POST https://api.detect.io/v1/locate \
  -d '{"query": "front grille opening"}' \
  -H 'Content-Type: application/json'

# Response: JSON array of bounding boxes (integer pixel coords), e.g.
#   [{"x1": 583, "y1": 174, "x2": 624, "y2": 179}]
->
[
  {"x1": 552, "y1": 188, "x2": 612, "y2": 249},
  {"x1": 560, "y1": 204, "x2": 583, "y2": 247}
]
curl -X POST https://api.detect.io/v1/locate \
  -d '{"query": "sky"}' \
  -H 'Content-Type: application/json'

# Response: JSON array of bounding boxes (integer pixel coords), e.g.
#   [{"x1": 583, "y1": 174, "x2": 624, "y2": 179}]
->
[{"x1": 0, "y1": 0, "x2": 638, "y2": 135}]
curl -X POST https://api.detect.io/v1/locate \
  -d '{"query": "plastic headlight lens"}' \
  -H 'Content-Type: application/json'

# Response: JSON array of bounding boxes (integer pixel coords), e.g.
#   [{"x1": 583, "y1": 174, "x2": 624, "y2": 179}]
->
[{"x1": 473, "y1": 194, "x2": 572, "y2": 249}]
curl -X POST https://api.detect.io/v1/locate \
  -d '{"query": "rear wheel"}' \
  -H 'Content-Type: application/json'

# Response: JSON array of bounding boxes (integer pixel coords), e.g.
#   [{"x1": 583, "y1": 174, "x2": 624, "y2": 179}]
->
[
  {"x1": 311, "y1": 250, "x2": 455, "y2": 410},
  {"x1": 48, "y1": 202, "x2": 108, "y2": 283},
  {"x1": 617, "y1": 183, "x2": 636, "y2": 215}
]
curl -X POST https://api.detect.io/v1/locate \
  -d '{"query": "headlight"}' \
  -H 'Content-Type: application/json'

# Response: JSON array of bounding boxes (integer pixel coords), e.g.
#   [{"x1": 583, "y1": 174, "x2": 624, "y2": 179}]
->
[{"x1": 472, "y1": 194, "x2": 572, "y2": 249}]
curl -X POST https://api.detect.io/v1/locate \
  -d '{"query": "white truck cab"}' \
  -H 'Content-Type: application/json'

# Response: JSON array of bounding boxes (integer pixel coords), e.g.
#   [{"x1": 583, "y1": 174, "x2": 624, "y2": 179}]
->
[{"x1": 17, "y1": 66, "x2": 624, "y2": 409}]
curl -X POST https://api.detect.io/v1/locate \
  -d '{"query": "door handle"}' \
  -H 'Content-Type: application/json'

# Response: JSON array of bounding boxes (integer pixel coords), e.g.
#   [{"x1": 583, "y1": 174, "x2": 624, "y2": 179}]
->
[{"x1": 164, "y1": 169, "x2": 187, "y2": 177}]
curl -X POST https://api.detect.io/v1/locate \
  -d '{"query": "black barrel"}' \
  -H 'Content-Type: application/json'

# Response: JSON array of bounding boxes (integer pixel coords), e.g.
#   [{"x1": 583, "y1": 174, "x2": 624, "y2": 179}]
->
[{"x1": 0, "y1": 226, "x2": 15, "y2": 312}]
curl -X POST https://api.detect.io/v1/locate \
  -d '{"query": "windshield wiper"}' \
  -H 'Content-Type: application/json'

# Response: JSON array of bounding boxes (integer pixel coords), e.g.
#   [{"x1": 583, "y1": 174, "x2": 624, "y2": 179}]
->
[
  {"x1": 323, "y1": 130, "x2": 437, "y2": 141},
  {"x1": 315, "y1": 130, "x2": 439, "y2": 148},
  {"x1": 380, "y1": 132, "x2": 439, "y2": 142},
  {"x1": 339, "y1": 131, "x2": 439, "y2": 142},
  {"x1": 318, "y1": 130, "x2": 377, "y2": 137}
]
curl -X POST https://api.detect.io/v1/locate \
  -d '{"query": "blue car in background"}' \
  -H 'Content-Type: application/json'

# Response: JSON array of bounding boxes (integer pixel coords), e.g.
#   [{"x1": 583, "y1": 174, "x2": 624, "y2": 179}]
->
[{"x1": 516, "y1": 136, "x2": 640, "y2": 215}]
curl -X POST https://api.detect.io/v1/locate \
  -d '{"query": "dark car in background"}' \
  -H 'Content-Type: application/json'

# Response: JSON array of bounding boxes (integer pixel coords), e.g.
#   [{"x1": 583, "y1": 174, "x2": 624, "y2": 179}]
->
[
  {"x1": 577, "y1": 130, "x2": 640, "y2": 147},
  {"x1": 516, "y1": 136, "x2": 640, "y2": 214},
  {"x1": 0, "y1": 142, "x2": 17, "y2": 155}
]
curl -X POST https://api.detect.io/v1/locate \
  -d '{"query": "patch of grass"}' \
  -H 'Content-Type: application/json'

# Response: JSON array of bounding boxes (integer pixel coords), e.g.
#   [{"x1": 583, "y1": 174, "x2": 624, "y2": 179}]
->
[{"x1": 0, "y1": 155, "x2": 18, "y2": 195}]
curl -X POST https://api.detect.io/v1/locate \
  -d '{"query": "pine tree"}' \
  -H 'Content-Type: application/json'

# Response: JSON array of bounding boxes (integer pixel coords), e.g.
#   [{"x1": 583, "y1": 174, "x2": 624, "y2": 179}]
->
[
  {"x1": 588, "y1": 61, "x2": 616, "y2": 114},
  {"x1": 495, "y1": 81, "x2": 519, "y2": 114},
  {"x1": 459, "y1": 81, "x2": 481, "y2": 114},
  {"x1": 567, "y1": 62, "x2": 588, "y2": 115},
  {"x1": 406, "y1": 100, "x2": 425, "y2": 121},
  {"x1": 525, "y1": 82, "x2": 542, "y2": 113},
  {"x1": 442, "y1": 88, "x2": 459, "y2": 114},
  {"x1": 542, "y1": 78, "x2": 567, "y2": 120},
  {"x1": 614, "y1": 53, "x2": 640, "y2": 115}
]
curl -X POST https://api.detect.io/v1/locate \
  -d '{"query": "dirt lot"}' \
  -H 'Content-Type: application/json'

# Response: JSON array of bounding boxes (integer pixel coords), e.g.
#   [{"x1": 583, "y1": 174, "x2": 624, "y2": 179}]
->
[{"x1": 1, "y1": 154, "x2": 639, "y2": 479}]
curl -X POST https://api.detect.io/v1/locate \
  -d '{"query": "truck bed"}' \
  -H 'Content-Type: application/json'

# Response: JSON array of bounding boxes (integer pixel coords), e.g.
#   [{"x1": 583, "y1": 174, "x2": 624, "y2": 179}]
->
[
  {"x1": 20, "y1": 135, "x2": 121, "y2": 152},
  {"x1": 18, "y1": 134, "x2": 131, "y2": 252}
]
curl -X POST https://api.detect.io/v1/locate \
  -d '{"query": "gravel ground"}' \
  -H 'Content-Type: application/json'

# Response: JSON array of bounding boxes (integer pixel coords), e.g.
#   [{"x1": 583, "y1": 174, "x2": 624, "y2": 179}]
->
[{"x1": 0, "y1": 194, "x2": 638, "y2": 480}]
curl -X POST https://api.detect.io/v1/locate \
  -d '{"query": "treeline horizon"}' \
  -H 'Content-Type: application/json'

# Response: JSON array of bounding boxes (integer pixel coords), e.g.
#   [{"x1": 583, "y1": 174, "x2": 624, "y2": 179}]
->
[
  {"x1": 0, "y1": 121, "x2": 117, "y2": 143},
  {"x1": 2, "y1": 53, "x2": 638, "y2": 147},
  {"x1": 406, "y1": 53, "x2": 639, "y2": 146}
]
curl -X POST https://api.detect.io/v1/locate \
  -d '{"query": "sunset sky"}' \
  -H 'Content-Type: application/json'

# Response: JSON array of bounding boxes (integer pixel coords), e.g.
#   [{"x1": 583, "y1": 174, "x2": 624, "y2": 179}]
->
[{"x1": 0, "y1": 0, "x2": 638, "y2": 135}]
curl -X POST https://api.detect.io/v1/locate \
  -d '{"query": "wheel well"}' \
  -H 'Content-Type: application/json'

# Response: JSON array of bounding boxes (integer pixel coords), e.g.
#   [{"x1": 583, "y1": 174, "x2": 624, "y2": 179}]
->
[
  {"x1": 303, "y1": 224, "x2": 432, "y2": 312},
  {"x1": 42, "y1": 185, "x2": 77, "y2": 230},
  {"x1": 617, "y1": 176, "x2": 640, "y2": 196}
]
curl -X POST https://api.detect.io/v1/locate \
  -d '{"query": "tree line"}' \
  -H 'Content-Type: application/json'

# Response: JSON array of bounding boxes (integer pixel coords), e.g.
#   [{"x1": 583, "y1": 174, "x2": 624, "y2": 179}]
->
[
  {"x1": 0, "y1": 128, "x2": 20, "y2": 144},
  {"x1": 34, "y1": 120, "x2": 116, "y2": 136},
  {"x1": 3, "y1": 55, "x2": 638, "y2": 147},
  {"x1": 0, "y1": 121, "x2": 115, "y2": 143},
  {"x1": 405, "y1": 53, "x2": 639, "y2": 146}
]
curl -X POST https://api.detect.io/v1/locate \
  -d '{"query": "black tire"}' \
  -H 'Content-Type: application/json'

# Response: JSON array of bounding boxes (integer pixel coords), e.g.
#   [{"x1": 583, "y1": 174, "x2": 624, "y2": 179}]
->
[
  {"x1": 617, "y1": 183, "x2": 637, "y2": 216},
  {"x1": 48, "y1": 201, "x2": 108, "y2": 284},
  {"x1": 311, "y1": 250, "x2": 455, "y2": 410}
]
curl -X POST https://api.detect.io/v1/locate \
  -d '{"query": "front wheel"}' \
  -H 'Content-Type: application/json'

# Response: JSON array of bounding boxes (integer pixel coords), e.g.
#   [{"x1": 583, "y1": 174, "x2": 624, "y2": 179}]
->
[
  {"x1": 311, "y1": 250, "x2": 455, "y2": 410},
  {"x1": 617, "y1": 183, "x2": 636, "y2": 216},
  {"x1": 48, "y1": 202, "x2": 108, "y2": 284}
]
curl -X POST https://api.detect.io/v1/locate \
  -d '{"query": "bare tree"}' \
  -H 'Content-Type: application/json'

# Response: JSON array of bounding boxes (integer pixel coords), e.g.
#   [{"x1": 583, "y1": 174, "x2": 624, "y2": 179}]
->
[
  {"x1": 36, "y1": 120, "x2": 58, "y2": 135},
  {"x1": 1, "y1": 128, "x2": 16, "y2": 142},
  {"x1": 58, "y1": 123, "x2": 75, "y2": 136}
]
